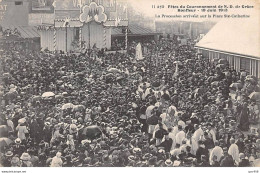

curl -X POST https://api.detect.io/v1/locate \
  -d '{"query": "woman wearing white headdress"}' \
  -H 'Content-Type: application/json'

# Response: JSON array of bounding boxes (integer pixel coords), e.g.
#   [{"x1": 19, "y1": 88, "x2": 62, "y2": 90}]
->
[
  {"x1": 50, "y1": 152, "x2": 63, "y2": 167},
  {"x1": 228, "y1": 138, "x2": 239, "y2": 165}
]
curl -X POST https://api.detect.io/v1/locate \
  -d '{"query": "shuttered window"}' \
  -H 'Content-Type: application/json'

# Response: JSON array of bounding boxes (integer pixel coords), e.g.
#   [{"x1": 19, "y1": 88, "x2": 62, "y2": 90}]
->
[
  {"x1": 240, "y1": 57, "x2": 250, "y2": 73},
  {"x1": 15, "y1": 1, "x2": 23, "y2": 5}
]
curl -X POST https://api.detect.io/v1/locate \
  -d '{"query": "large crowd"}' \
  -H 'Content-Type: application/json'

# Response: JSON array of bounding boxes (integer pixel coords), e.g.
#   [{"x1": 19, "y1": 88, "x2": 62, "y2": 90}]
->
[{"x1": 0, "y1": 36, "x2": 259, "y2": 167}]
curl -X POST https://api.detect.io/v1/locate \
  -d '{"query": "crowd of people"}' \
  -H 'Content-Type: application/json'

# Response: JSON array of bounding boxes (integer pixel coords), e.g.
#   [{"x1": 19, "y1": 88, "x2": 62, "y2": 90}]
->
[{"x1": 0, "y1": 36, "x2": 259, "y2": 167}]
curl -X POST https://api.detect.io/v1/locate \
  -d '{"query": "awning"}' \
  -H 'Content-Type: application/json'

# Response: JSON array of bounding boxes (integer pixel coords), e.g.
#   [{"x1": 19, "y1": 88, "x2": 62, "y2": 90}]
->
[
  {"x1": 112, "y1": 25, "x2": 161, "y2": 36},
  {"x1": 2, "y1": 25, "x2": 40, "y2": 39},
  {"x1": 196, "y1": 18, "x2": 260, "y2": 60}
]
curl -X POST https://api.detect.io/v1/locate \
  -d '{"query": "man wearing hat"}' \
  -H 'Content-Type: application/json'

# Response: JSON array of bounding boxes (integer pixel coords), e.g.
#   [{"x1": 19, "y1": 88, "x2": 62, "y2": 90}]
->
[
  {"x1": 13, "y1": 138, "x2": 25, "y2": 157},
  {"x1": 3, "y1": 151, "x2": 13, "y2": 167},
  {"x1": 148, "y1": 156, "x2": 157, "y2": 167},
  {"x1": 20, "y1": 153, "x2": 33, "y2": 167},
  {"x1": 164, "y1": 159, "x2": 173, "y2": 167},
  {"x1": 11, "y1": 156, "x2": 21, "y2": 167},
  {"x1": 42, "y1": 122, "x2": 52, "y2": 143}
]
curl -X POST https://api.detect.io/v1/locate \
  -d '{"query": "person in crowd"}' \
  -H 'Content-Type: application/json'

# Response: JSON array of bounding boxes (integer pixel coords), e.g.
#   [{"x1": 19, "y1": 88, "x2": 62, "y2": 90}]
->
[
  {"x1": 209, "y1": 141, "x2": 224, "y2": 165},
  {"x1": 228, "y1": 138, "x2": 240, "y2": 164},
  {"x1": 211, "y1": 155, "x2": 220, "y2": 167},
  {"x1": 50, "y1": 152, "x2": 63, "y2": 167},
  {"x1": 196, "y1": 140, "x2": 209, "y2": 163},
  {"x1": 0, "y1": 33, "x2": 258, "y2": 167},
  {"x1": 238, "y1": 153, "x2": 250, "y2": 167},
  {"x1": 220, "y1": 148, "x2": 235, "y2": 167}
]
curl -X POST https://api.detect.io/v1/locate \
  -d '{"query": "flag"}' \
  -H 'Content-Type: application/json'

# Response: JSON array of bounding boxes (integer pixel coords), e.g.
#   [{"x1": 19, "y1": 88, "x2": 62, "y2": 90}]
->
[
  {"x1": 38, "y1": 0, "x2": 46, "y2": 7},
  {"x1": 173, "y1": 64, "x2": 179, "y2": 78},
  {"x1": 115, "y1": 17, "x2": 121, "y2": 27},
  {"x1": 73, "y1": 0, "x2": 77, "y2": 7},
  {"x1": 86, "y1": 15, "x2": 91, "y2": 23},
  {"x1": 110, "y1": 0, "x2": 114, "y2": 6},
  {"x1": 115, "y1": 17, "x2": 120, "y2": 27},
  {"x1": 123, "y1": 5, "x2": 127, "y2": 13},
  {"x1": 77, "y1": 0, "x2": 83, "y2": 8},
  {"x1": 94, "y1": 14, "x2": 98, "y2": 22},
  {"x1": 117, "y1": 17, "x2": 121, "y2": 26},
  {"x1": 63, "y1": 18, "x2": 71, "y2": 27},
  {"x1": 52, "y1": 0, "x2": 56, "y2": 8}
]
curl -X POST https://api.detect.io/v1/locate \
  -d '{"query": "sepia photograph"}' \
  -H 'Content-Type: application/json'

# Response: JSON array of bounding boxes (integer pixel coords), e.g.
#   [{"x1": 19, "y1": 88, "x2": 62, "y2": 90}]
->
[{"x1": 0, "y1": 0, "x2": 259, "y2": 170}]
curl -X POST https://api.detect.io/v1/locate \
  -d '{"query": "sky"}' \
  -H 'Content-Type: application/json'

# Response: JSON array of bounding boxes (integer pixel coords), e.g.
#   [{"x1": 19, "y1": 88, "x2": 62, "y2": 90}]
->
[
  {"x1": 48, "y1": 0, "x2": 259, "y2": 22},
  {"x1": 128, "y1": 0, "x2": 260, "y2": 22}
]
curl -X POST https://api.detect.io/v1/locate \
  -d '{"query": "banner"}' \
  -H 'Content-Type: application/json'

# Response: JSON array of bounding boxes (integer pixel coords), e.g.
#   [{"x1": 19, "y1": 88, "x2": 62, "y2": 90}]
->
[{"x1": 136, "y1": 42, "x2": 144, "y2": 60}]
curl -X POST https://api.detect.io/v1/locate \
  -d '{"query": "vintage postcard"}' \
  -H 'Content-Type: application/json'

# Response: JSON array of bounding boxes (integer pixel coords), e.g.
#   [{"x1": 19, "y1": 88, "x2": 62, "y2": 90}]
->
[{"x1": 0, "y1": 0, "x2": 259, "y2": 172}]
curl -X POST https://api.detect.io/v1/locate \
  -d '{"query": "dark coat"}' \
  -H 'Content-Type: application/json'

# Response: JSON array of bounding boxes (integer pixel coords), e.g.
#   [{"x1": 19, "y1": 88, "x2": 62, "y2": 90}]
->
[
  {"x1": 236, "y1": 141, "x2": 245, "y2": 153},
  {"x1": 159, "y1": 138, "x2": 173, "y2": 152},
  {"x1": 220, "y1": 155, "x2": 235, "y2": 167},
  {"x1": 13, "y1": 144, "x2": 26, "y2": 157},
  {"x1": 196, "y1": 147, "x2": 209, "y2": 163},
  {"x1": 238, "y1": 159, "x2": 250, "y2": 167},
  {"x1": 211, "y1": 161, "x2": 220, "y2": 167},
  {"x1": 238, "y1": 104, "x2": 249, "y2": 131},
  {"x1": 204, "y1": 138, "x2": 215, "y2": 150}
]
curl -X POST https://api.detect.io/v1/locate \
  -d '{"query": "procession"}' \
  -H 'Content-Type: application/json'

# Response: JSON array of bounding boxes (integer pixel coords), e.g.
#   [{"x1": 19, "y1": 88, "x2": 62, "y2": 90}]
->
[{"x1": 0, "y1": 0, "x2": 260, "y2": 168}]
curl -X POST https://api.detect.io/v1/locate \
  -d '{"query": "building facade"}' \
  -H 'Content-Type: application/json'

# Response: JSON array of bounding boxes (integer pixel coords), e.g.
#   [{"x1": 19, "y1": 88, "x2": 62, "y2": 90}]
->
[
  {"x1": 37, "y1": 0, "x2": 128, "y2": 51},
  {"x1": 197, "y1": 48, "x2": 260, "y2": 78},
  {"x1": 196, "y1": 19, "x2": 260, "y2": 78},
  {"x1": 0, "y1": 0, "x2": 31, "y2": 27}
]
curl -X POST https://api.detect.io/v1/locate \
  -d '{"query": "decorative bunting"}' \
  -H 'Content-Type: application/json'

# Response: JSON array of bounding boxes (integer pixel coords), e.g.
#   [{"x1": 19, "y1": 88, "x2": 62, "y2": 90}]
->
[
  {"x1": 103, "y1": 26, "x2": 106, "y2": 48},
  {"x1": 79, "y1": 27, "x2": 82, "y2": 48},
  {"x1": 53, "y1": 29, "x2": 57, "y2": 51}
]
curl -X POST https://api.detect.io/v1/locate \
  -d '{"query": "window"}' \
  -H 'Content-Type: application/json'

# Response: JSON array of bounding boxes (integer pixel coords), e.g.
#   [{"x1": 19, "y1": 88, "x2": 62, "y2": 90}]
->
[
  {"x1": 75, "y1": 28, "x2": 80, "y2": 40},
  {"x1": 240, "y1": 57, "x2": 250, "y2": 73},
  {"x1": 31, "y1": 0, "x2": 54, "y2": 13},
  {"x1": 15, "y1": 1, "x2": 23, "y2": 5}
]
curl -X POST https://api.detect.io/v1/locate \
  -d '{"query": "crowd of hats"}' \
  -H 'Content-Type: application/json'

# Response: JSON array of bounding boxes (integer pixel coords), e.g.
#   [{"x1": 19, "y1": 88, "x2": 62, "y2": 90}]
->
[{"x1": 0, "y1": 37, "x2": 259, "y2": 167}]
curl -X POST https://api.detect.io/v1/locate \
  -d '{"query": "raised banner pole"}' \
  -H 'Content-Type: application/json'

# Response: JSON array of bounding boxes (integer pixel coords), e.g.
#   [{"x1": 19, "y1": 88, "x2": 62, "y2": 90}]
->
[
  {"x1": 79, "y1": 27, "x2": 82, "y2": 48},
  {"x1": 53, "y1": 28, "x2": 57, "y2": 51},
  {"x1": 103, "y1": 26, "x2": 106, "y2": 48},
  {"x1": 79, "y1": 4, "x2": 82, "y2": 49},
  {"x1": 66, "y1": 25, "x2": 68, "y2": 52},
  {"x1": 125, "y1": 27, "x2": 128, "y2": 50}
]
